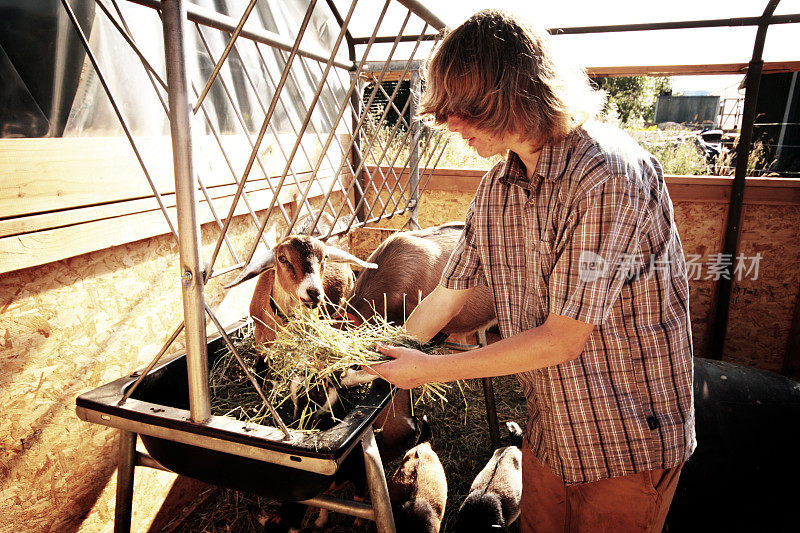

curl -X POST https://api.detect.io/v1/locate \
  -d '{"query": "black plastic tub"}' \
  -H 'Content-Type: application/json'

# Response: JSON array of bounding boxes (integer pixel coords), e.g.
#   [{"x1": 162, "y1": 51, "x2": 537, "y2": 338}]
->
[{"x1": 76, "y1": 321, "x2": 395, "y2": 501}]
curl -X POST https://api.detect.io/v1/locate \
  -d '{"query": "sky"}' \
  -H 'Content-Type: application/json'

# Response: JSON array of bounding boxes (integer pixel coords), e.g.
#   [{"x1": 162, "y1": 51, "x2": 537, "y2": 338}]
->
[{"x1": 342, "y1": 0, "x2": 800, "y2": 95}]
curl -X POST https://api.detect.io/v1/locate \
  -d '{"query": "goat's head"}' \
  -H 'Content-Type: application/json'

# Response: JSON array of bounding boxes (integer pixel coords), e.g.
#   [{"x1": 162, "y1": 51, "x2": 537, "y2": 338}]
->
[{"x1": 225, "y1": 235, "x2": 376, "y2": 309}]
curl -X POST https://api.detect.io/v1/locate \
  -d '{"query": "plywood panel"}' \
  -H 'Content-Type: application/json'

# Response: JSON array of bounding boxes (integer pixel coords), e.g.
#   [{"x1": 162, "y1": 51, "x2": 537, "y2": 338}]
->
[
  {"x1": 724, "y1": 204, "x2": 800, "y2": 371},
  {"x1": 0, "y1": 134, "x2": 349, "y2": 218},
  {"x1": 0, "y1": 207, "x2": 293, "y2": 531}
]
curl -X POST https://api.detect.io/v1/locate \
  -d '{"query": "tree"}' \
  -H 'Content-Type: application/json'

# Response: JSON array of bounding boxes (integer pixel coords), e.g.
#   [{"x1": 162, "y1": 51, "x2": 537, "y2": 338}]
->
[{"x1": 592, "y1": 76, "x2": 672, "y2": 124}]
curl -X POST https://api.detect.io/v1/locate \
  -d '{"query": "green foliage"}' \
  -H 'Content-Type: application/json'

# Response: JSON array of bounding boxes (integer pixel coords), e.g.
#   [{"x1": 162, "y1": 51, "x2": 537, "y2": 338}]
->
[{"x1": 593, "y1": 76, "x2": 672, "y2": 124}]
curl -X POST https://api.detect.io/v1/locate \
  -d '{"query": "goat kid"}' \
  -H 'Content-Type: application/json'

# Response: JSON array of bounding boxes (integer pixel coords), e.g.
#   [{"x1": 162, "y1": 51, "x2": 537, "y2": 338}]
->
[
  {"x1": 388, "y1": 415, "x2": 448, "y2": 533},
  {"x1": 454, "y1": 421, "x2": 524, "y2": 533},
  {"x1": 225, "y1": 234, "x2": 376, "y2": 344}
]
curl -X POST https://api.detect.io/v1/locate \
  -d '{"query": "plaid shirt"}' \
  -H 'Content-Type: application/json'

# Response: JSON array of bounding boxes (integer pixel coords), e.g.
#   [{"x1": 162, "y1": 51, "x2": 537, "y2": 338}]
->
[{"x1": 442, "y1": 122, "x2": 696, "y2": 484}]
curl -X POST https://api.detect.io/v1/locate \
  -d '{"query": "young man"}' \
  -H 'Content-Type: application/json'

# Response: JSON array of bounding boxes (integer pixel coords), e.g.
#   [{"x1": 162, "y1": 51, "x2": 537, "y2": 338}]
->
[{"x1": 366, "y1": 9, "x2": 696, "y2": 533}]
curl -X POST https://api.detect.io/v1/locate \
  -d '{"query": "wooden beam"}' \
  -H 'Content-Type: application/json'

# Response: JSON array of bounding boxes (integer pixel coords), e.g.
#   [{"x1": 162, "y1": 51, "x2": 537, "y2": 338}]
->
[
  {"x1": 0, "y1": 135, "x2": 349, "y2": 218},
  {"x1": 587, "y1": 61, "x2": 800, "y2": 77},
  {"x1": 368, "y1": 166, "x2": 800, "y2": 205}
]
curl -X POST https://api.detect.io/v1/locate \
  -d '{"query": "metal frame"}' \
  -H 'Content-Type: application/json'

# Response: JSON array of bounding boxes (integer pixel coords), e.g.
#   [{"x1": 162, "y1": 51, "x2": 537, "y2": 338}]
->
[{"x1": 64, "y1": 0, "x2": 451, "y2": 531}]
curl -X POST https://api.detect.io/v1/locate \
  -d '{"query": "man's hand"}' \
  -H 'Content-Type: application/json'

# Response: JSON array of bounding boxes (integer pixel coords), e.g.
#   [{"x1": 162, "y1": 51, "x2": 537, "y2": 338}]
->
[{"x1": 364, "y1": 343, "x2": 442, "y2": 389}]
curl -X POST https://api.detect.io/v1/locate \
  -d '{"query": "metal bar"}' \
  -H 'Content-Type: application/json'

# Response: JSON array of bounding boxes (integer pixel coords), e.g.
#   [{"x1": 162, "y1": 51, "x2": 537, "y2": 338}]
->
[
  {"x1": 191, "y1": 82, "x2": 270, "y2": 244},
  {"x1": 114, "y1": 430, "x2": 136, "y2": 533},
  {"x1": 162, "y1": 0, "x2": 210, "y2": 422},
  {"x1": 776, "y1": 72, "x2": 798, "y2": 164},
  {"x1": 193, "y1": 26, "x2": 293, "y2": 229},
  {"x1": 366, "y1": 95, "x2": 437, "y2": 224},
  {"x1": 376, "y1": 121, "x2": 439, "y2": 221},
  {"x1": 99, "y1": 0, "x2": 168, "y2": 92},
  {"x1": 204, "y1": 0, "x2": 319, "y2": 282},
  {"x1": 711, "y1": 0, "x2": 782, "y2": 360},
  {"x1": 374, "y1": 81, "x2": 411, "y2": 130},
  {"x1": 238, "y1": 40, "x2": 321, "y2": 222},
  {"x1": 548, "y1": 13, "x2": 800, "y2": 35},
  {"x1": 314, "y1": 10, "x2": 415, "y2": 232},
  {"x1": 245, "y1": 0, "x2": 367, "y2": 258},
  {"x1": 351, "y1": 73, "x2": 366, "y2": 222},
  {"x1": 394, "y1": 0, "x2": 447, "y2": 31},
  {"x1": 118, "y1": 321, "x2": 185, "y2": 406},
  {"x1": 334, "y1": 18, "x2": 426, "y2": 234},
  {"x1": 126, "y1": 0, "x2": 354, "y2": 70},
  {"x1": 359, "y1": 60, "x2": 424, "y2": 73},
  {"x1": 204, "y1": 304, "x2": 291, "y2": 439},
  {"x1": 136, "y1": 451, "x2": 172, "y2": 472},
  {"x1": 477, "y1": 330, "x2": 501, "y2": 449},
  {"x1": 362, "y1": 429, "x2": 396, "y2": 532},
  {"x1": 301, "y1": 494, "x2": 375, "y2": 521},
  {"x1": 352, "y1": 33, "x2": 440, "y2": 45},
  {"x1": 408, "y1": 71, "x2": 421, "y2": 228},
  {"x1": 193, "y1": 0, "x2": 259, "y2": 113},
  {"x1": 416, "y1": 133, "x2": 449, "y2": 197},
  {"x1": 60, "y1": 0, "x2": 179, "y2": 241}
]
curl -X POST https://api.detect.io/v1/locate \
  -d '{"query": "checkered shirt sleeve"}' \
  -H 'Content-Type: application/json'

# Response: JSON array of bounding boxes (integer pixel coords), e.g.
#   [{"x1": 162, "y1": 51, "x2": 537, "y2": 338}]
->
[
  {"x1": 548, "y1": 175, "x2": 649, "y2": 325},
  {"x1": 441, "y1": 200, "x2": 488, "y2": 290}
]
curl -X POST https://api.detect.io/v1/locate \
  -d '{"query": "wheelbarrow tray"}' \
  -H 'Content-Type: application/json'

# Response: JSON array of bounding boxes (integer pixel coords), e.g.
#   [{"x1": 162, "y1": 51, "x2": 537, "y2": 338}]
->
[{"x1": 76, "y1": 321, "x2": 395, "y2": 501}]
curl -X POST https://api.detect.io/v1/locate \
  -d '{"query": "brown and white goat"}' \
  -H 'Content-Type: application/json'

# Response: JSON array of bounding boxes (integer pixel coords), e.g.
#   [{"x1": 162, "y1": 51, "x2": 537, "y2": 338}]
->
[
  {"x1": 389, "y1": 415, "x2": 448, "y2": 533},
  {"x1": 225, "y1": 234, "x2": 376, "y2": 344},
  {"x1": 349, "y1": 221, "x2": 497, "y2": 343},
  {"x1": 454, "y1": 422, "x2": 524, "y2": 533}
]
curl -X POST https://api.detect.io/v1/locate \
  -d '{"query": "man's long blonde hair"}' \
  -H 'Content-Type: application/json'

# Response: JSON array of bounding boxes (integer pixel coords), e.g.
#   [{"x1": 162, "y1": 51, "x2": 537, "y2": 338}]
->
[{"x1": 420, "y1": 9, "x2": 603, "y2": 145}]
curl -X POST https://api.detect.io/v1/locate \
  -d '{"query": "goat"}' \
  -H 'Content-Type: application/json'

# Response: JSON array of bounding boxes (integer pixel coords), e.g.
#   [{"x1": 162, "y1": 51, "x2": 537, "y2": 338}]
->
[
  {"x1": 388, "y1": 415, "x2": 448, "y2": 533},
  {"x1": 224, "y1": 234, "x2": 376, "y2": 344},
  {"x1": 342, "y1": 222, "x2": 498, "y2": 468},
  {"x1": 454, "y1": 422, "x2": 524, "y2": 533},
  {"x1": 349, "y1": 221, "x2": 496, "y2": 343}
]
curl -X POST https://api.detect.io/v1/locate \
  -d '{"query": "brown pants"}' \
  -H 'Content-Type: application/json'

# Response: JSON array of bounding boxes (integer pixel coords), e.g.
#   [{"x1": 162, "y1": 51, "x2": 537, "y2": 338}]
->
[{"x1": 521, "y1": 442, "x2": 682, "y2": 533}]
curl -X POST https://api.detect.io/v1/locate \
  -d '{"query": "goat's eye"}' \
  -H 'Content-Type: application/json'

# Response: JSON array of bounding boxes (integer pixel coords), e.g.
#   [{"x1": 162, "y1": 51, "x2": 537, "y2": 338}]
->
[{"x1": 278, "y1": 256, "x2": 287, "y2": 264}]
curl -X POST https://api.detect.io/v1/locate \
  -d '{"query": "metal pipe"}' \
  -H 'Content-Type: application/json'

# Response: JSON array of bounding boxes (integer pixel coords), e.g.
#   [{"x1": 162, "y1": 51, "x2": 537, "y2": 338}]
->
[
  {"x1": 203, "y1": 0, "x2": 319, "y2": 282},
  {"x1": 395, "y1": 0, "x2": 447, "y2": 31},
  {"x1": 193, "y1": 0, "x2": 259, "y2": 113},
  {"x1": 408, "y1": 71, "x2": 421, "y2": 229},
  {"x1": 59, "y1": 0, "x2": 179, "y2": 241},
  {"x1": 548, "y1": 13, "x2": 800, "y2": 35},
  {"x1": 301, "y1": 494, "x2": 375, "y2": 520},
  {"x1": 192, "y1": 26, "x2": 293, "y2": 229},
  {"x1": 125, "y1": 0, "x2": 354, "y2": 70},
  {"x1": 244, "y1": 0, "x2": 360, "y2": 259},
  {"x1": 114, "y1": 430, "x2": 137, "y2": 533},
  {"x1": 711, "y1": 0, "x2": 782, "y2": 360},
  {"x1": 352, "y1": 33, "x2": 440, "y2": 45},
  {"x1": 118, "y1": 321, "x2": 185, "y2": 406},
  {"x1": 162, "y1": 0, "x2": 210, "y2": 422},
  {"x1": 477, "y1": 330, "x2": 501, "y2": 449},
  {"x1": 204, "y1": 304, "x2": 291, "y2": 439},
  {"x1": 362, "y1": 429, "x2": 396, "y2": 532}
]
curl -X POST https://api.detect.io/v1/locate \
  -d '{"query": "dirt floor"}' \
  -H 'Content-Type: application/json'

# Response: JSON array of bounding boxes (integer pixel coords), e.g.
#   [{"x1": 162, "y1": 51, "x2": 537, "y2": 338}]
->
[{"x1": 164, "y1": 373, "x2": 528, "y2": 532}]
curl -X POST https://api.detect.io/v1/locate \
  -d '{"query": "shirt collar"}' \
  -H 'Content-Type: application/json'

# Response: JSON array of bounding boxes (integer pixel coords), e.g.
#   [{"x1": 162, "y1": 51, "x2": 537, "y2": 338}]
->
[{"x1": 498, "y1": 129, "x2": 579, "y2": 190}]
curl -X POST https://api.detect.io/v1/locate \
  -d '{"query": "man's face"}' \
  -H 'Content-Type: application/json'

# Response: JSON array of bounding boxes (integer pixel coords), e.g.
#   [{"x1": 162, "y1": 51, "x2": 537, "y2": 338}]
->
[{"x1": 446, "y1": 115, "x2": 515, "y2": 158}]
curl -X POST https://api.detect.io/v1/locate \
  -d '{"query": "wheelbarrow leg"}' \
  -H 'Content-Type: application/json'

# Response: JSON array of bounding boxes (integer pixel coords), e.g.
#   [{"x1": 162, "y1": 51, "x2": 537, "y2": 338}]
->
[
  {"x1": 478, "y1": 330, "x2": 502, "y2": 449},
  {"x1": 362, "y1": 428, "x2": 396, "y2": 533},
  {"x1": 114, "y1": 430, "x2": 136, "y2": 533}
]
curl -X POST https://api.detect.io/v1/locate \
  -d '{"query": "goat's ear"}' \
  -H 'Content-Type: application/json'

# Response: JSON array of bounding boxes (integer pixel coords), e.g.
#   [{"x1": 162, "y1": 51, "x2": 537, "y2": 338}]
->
[
  {"x1": 224, "y1": 247, "x2": 276, "y2": 288},
  {"x1": 325, "y1": 246, "x2": 378, "y2": 269}
]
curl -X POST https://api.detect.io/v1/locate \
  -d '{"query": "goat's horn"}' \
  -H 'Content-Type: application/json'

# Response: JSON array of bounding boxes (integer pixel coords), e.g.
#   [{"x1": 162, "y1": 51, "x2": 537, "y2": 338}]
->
[
  {"x1": 224, "y1": 248, "x2": 276, "y2": 288},
  {"x1": 325, "y1": 246, "x2": 378, "y2": 269}
]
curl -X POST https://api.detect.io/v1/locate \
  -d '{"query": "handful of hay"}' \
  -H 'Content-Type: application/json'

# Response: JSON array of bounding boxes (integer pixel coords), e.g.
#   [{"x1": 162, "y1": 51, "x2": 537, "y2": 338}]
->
[{"x1": 210, "y1": 308, "x2": 453, "y2": 431}]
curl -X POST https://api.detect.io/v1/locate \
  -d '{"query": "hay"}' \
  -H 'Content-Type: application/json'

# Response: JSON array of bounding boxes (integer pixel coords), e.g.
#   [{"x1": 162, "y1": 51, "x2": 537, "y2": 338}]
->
[{"x1": 209, "y1": 307, "x2": 451, "y2": 431}]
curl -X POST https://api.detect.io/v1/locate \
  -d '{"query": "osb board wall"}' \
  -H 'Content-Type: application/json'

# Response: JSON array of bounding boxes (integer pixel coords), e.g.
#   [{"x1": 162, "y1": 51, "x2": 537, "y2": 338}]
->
[
  {"x1": 0, "y1": 194, "x2": 341, "y2": 531},
  {"x1": 356, "y1": 169, "x2": 800, "y2": 374}
]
